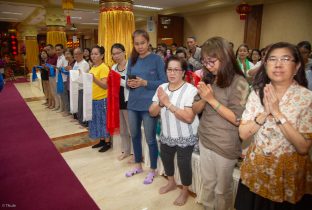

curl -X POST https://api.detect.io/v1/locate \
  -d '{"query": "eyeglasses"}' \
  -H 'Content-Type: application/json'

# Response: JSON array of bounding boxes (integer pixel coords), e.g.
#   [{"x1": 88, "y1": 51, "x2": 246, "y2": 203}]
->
[
  {"x1": 201, "y1": 58, "x2": 218, "y2": 67},
  {"x1": 112, "y1": 51, "x2": 123, "y2": 56},
  {"x1": 167, "y1": 68, "x2": 182, "y2": 73},
  {"x1": 266, "y1": 56, "x2": 295, "y2": 64}
]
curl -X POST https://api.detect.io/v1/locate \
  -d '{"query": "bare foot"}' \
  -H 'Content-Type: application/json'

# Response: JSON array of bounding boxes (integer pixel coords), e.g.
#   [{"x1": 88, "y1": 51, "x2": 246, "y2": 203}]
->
[
  {"x1": 118, "y1": 153, "x2": 130, "y2": 161},
  {"x1": 159, "y1": 182, "x2": 177, "y2": 194},
  {"x1": 173, "y1": 191, "x2": 189, "y2": 206},
  {"x1": 127, "y1": 155, "x2": 135, "y2": 164}
]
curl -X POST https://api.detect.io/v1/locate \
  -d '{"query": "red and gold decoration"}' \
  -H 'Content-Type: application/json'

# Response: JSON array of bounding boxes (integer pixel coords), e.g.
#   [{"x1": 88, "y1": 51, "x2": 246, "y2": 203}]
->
[
  {"x1": 236, "y1": 2, "x2": 252, "y2": 20},
  {"x1": 98, "y1": 0, "x2": 135, "y2": 67},
  {"x1": 62, "y1": 0, "x2": 74, "y2": 25},
  {"x1": 67, "y1": 38, "x2": 80, "y2": 48},
  {"x1": 8, "y1": 30, "x2": 18, "y2": 57}
]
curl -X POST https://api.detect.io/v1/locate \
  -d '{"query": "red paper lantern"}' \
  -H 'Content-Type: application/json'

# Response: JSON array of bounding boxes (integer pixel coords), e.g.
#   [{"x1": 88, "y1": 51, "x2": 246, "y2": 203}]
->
[
  {"x1": 66, "y1": 15, "x2": 71, "y2": 25},
  {"x1": 236, "y1": 2, "x2": 252, "y2": 20}
]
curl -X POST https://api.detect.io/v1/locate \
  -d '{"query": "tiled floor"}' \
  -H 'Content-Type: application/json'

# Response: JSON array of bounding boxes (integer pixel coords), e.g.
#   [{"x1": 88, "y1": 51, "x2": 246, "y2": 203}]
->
[{"x1": 15, "y1": 81, "x2": 204, "y2": 210}]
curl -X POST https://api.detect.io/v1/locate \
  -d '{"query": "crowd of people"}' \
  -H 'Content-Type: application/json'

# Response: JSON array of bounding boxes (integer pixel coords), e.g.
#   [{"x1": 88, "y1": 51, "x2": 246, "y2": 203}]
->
[{"x1": 32, "y1": 29, "x2": 311, "y2": 210}]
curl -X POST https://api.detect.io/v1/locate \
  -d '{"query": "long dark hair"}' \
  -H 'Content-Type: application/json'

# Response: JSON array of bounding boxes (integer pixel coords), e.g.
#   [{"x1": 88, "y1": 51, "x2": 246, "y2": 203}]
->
[
  {"x1": 130, "y1": 29, "x2": 150, "y2": 66},
  {"x1": 201, "y1": 36, "x2": 244, "y2": 88},
  {"x1": 253, "y1": 42, "x2": 307, "y2": 105}
]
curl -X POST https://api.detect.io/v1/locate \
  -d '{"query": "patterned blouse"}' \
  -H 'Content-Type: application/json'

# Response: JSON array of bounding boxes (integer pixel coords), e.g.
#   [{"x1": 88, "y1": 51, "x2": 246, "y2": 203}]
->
[{"x1": 240, "y1": 81, "x2": 312, "y2": 203}]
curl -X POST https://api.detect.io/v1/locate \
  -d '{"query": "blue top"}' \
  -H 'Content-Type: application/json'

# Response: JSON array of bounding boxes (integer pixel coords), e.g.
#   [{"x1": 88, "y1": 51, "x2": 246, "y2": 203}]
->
[{"x1": 127, "y1": 53, "x2": 167, "y2": 111}]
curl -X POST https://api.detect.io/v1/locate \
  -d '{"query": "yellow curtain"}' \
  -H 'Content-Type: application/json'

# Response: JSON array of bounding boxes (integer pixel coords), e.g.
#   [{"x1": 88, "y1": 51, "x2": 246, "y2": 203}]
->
[
  {"x1": 25, "y1": 38, "x2": 39, "y2": 70},
  {"x1": 98, "y1": 10, "x2": 135, "y2": 67},
  {"x1": 47, "y1": 31, "x2": 67, "y2": 48}
]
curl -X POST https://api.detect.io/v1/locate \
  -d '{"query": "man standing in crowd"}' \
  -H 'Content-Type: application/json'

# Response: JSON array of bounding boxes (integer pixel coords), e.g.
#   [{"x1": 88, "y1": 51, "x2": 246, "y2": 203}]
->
[{"x1": 186, "y1": 36, "x2": 202, "y2": 70}]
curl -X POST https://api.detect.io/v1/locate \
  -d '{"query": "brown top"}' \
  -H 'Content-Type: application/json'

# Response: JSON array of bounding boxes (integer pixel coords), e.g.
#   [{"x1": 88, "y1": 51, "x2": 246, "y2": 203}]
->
[{"x1": 198, "y1": 74, "x2": 249, "y2": 159}]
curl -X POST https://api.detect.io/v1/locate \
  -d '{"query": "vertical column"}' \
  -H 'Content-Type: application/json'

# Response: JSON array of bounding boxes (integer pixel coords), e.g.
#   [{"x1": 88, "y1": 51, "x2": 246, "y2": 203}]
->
[
  {"x1": 98, "y1": 0, "x2": 135, "y2": 67},
  {"x1": 19, "y1": 25, "x2": 39, "y2": 73},
  {"x1": 46, "y1": 7, "x2": 67, "y2": 47}
]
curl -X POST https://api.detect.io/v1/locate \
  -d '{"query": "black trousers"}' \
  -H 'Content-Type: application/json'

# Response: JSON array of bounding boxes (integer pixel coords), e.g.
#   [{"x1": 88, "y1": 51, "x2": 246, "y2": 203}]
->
[
  {"x1": 160, "y1": 143, "x2": 194, "y2": 186},
  {"x1": 235, "y1": 180, "x2": 312, "y2": 210}
]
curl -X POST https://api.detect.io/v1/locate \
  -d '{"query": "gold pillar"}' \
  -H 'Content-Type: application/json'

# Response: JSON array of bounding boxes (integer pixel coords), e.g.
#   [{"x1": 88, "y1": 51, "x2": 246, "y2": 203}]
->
[
  {"x1": 46, "y1": 7, "x2": 67, "y2": 47},
  {"x1": 25, "y1": 36, "x2": 39, "y2": 71},
  {"x1": 18, "y1": 25, "x2": 39, "y2": 72},
  {"x1": 99, "y1": 0, "x2": 135, "y2": 67}
]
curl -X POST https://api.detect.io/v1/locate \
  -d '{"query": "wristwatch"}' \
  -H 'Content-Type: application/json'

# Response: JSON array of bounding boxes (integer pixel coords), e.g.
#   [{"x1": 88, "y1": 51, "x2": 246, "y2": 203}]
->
[{"x1": 276, "y1": 117, "x2": 287, "y2": 125}]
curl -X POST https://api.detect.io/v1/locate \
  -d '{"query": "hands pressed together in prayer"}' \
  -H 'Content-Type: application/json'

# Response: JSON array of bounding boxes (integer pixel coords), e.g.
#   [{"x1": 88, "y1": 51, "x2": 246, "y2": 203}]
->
[
  {"x1": 197, "y1": 81, "x2": 216, "y2": 104},
  {"x1": 157, "y1": 87, "x2": 170, "y2": 107},
  {"x1": 263, "y1": 83, "x2": 281, "y2": 118}
]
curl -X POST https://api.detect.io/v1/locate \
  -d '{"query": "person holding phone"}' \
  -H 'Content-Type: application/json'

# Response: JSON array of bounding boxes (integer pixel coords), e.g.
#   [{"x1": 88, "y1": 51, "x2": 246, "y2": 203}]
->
[{"x1": 125, "y1": 29, "x2": 167, "y2": 184}]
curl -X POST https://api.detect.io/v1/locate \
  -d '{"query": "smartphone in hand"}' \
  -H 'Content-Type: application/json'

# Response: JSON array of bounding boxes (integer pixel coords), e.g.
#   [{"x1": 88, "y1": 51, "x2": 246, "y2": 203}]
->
[{"x1": 127, "y1": 74, "x2": 137, "y2": 79}]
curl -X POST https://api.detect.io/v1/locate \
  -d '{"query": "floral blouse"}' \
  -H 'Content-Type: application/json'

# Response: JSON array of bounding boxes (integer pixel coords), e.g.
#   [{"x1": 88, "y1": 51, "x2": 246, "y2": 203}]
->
[{"x1": 240, "y1": 81, "x2": 312, "y2": 203}]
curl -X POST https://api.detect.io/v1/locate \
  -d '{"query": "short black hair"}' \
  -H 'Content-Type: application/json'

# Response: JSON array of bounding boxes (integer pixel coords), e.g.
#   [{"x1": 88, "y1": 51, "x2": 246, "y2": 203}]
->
[
  {"x1": 55, "y1": 44, "x2": 64, "y2": 49},
  {"x1": 111, "y1": 43, "x2": 125, "y2": 54},
  {"x1": 297, "y1": 41, "x2": 311, "y2": 52}
]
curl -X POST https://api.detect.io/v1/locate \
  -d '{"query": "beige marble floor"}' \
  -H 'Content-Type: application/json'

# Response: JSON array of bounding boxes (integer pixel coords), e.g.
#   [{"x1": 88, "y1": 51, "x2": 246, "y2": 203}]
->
[
  {"x1": 63, "y1": 146, "x2": 203, "y2": 210},
  {"x1": 15, "y1": 82, "x2": 87, "y2": 138},
  {"x1": 16, "y1": 82, "x2": 204, "y2": 210}
]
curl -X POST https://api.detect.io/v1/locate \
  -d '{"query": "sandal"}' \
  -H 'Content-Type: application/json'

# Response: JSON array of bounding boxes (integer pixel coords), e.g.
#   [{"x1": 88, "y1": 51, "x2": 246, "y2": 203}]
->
[
  {"x1": 143, "y1": 172, "x2": 156, "y2": 185},
  {"x1": 125, "y1": 168, "x2": 143, "y2": 177}
]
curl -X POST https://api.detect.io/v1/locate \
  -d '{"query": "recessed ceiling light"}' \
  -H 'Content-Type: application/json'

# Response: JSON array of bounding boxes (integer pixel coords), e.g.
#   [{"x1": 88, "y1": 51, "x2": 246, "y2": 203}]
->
[
  {"x1": 134, "y1": 4, "x2": 163, "y2": 10},
  {"x1": 1, "y1": 11, "x2": 22, "y2": 15}
]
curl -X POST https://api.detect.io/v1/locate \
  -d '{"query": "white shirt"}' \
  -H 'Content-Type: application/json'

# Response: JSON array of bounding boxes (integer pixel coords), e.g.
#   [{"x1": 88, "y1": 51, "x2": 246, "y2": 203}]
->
[
  {"x1": 112, "y1": 62, "x2": 129, "y2": 102},
  {"x1": 73, "y1": 59, "x2": 90, "y2": 90},
  {"x1": 57, "y1": 54, "x2": 68, "y2": 82},
  {"x1": 152, "y1": 82, "x2": 199, "y2": 147}
]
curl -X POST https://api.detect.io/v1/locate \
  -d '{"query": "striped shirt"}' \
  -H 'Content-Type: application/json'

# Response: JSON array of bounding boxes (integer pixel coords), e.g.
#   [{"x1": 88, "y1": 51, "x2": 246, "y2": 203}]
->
[{"x1": 152, "y1": 82, "x2": 199, "y2": 147}]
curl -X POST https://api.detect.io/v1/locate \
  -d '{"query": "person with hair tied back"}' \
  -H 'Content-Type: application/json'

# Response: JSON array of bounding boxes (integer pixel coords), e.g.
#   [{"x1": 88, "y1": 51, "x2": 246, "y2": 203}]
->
[
  {"x1": 193, "y1": 37, "x2": 249, "y2": 210},
  {"x1": 125, "y1": 29, "x2": 167, "y2": 185},
  {"x1": 89, "y1": 45, "x2": 111, "y2": 153},
  {"x1": 235, "y1": 42, "x2": 312, "y2": 210},
  {"x1": 110, "y1": 43, "x2": 132, "y2": 161}
]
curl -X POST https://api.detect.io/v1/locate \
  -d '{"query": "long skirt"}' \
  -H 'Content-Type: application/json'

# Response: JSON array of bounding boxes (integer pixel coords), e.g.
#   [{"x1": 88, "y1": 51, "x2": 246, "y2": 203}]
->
[{"x1": 88, "y1": 98, "x2": 110, "y2": 139}]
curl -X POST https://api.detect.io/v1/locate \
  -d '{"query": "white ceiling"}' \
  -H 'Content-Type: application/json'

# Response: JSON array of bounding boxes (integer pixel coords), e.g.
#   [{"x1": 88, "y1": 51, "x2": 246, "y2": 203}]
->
[{"x1": 0, "y1": 0, "x2": 258, "y2": 34}]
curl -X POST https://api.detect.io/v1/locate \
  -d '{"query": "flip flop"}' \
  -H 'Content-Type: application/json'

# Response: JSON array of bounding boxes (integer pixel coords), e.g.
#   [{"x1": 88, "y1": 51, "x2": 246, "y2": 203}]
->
[
  {"x1": 125, "y1": 168, "x2": 143, "y2": 177},
  {"x1": 143, "y1": 172, "x2": 156, "y2": 185}
]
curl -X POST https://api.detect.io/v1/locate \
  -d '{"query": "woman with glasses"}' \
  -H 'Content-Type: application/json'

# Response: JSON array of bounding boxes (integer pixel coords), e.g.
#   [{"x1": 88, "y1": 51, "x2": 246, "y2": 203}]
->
[
  {"x1": 193, "y1": 37, "x2": 249, "y2": 210},
  {"x1": 235, "y1": 42, "x2": 312, "y2": 210},
  {"x1": 125, "y1": 29, "x2": 167, "y2": 184},
  {"x1": 111, "y1": 43, "x2": 132, "y2": 160},
  {"x1": 149, "y1": 56, "x2": 199, "y2": 206}
]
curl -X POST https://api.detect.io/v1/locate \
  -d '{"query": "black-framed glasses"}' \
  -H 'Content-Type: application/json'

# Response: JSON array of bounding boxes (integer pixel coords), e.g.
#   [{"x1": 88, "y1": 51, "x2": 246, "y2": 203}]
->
[
  {"x1": 201, "y1": 58, "x2": 218, "y2": 67},
  {"x1": 112, "y1": 51, "x2": 124, "y2": 56},
  {"x1": 266, "y1": 56, "x2": 295, "y2": 64}
]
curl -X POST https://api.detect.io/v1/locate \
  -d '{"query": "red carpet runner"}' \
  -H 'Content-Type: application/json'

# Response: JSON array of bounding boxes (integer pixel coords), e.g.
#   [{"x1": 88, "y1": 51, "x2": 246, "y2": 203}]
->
[{"x1": 0, "y1": 82, "x2": 99, "y2": 210}]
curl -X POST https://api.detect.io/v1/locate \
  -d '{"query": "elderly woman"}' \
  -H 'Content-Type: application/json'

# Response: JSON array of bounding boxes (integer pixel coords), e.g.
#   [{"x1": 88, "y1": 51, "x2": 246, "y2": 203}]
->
[
  {"x1": 235, "y1": 42, "x2": 312, "y2": 210},
  {"x1": 149, "y1": 56, "x2": 199, "y2": 206}
]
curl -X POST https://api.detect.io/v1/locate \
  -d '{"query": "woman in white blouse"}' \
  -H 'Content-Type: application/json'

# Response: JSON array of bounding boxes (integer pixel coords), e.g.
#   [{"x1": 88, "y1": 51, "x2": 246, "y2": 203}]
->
[
  {"x1": 111, "y1": 43, "x2": 131, "y2": 160},
  {"x1": 149, "y1": 56, "x2": 199, "y2": 206}
]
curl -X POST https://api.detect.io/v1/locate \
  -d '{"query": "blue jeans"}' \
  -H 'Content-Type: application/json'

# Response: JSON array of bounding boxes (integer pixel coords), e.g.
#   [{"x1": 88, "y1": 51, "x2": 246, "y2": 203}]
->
[{"x1": 128, "y1": 110, "x2": 158, "y2": 169}]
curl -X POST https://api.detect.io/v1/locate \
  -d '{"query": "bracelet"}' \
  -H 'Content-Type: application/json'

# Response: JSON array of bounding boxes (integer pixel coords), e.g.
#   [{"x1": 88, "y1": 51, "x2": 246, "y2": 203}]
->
[
  {"x1": 214, "y1": 102, "x2": 221, "y2": 111},
  {"x1": 158, "y1": 102, "x2": 164, "y2": 108}
]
